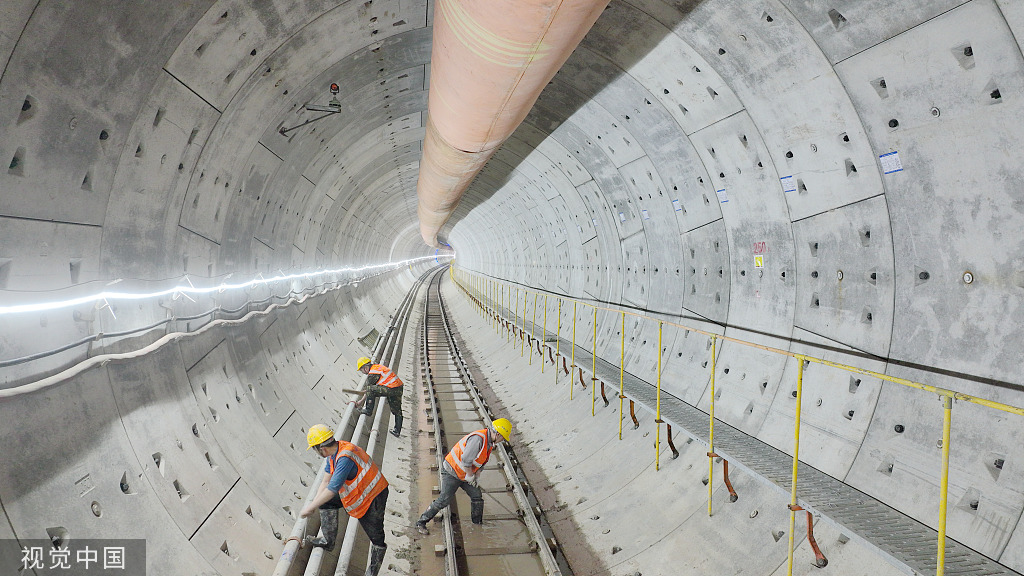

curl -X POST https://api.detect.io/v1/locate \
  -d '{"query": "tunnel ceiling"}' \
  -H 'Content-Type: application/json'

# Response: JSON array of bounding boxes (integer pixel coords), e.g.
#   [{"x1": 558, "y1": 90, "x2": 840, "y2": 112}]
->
[
  {"x1": 3, "y1": 0, "x2": 1024, "y2": 573},
  {"x1": 1, "y1": 0, "x2": 1023, "y2": 390}
]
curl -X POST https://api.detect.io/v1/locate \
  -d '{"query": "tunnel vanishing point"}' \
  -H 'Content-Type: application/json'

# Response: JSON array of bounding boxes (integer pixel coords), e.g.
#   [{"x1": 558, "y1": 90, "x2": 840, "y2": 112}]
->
[{"x1": 1, "y1": 0, "x2": 1024, "y2": 575}]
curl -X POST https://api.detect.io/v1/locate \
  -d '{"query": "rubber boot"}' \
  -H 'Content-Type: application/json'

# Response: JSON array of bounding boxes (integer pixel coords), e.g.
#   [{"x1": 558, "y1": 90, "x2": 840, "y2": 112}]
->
[
  {"x1": 360, "y1": 397, "x2": 375, "y2": 416},
  {"x1": 304, "y1": 508, "x2": 338, "y2": 550},
  {"x1": 471, "y1": 500, "x2": 484, "y2": 525},
  {"x1": 365, "y1": 543, "x2": 387, "y2": 576},
  {"x1": 390, "y1": 413, "x2": 403, "y2": 437}
]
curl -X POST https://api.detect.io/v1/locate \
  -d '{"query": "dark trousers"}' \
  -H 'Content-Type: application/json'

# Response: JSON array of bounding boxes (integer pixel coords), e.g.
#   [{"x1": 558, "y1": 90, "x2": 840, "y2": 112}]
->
[
  {"x1": 365, "y1": 384, "x2": 403, "y2": 414},
  {"x1": 365, "y1": 385, "x2": 404, "y2": 431},
  {"x1": 321, "y1": 487, "x2": 389, "y2": 547},
  {"x1": 418, "y1": 470, "x2": 483, "y2": 523}
]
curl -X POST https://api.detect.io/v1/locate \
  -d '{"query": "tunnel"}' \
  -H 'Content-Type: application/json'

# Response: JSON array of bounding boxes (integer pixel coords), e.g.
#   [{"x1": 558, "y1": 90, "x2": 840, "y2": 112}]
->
[{"x1": 1, "y1": 0, "x2": 1024, "y2": 575}]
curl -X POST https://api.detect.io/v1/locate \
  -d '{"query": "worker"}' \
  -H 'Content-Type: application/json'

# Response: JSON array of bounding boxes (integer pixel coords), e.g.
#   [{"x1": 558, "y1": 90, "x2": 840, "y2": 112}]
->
[
  {"x1": 301, "y1": 424, "x2": 389, "y2": 576},
  {"x1": 414, "y1": 418, "x2": 512, "y2": 535},
  {"x1": 356, "y1": 356, "x2": 405, "y2": 437}
]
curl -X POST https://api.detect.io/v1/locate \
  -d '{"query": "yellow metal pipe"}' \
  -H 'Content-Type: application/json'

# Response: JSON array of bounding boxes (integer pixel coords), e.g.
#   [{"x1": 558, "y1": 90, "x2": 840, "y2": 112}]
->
[
  {"x1": 571, "y1": 301, "x2": 576, "y2": 401},
  {"x1": 556, "y1": 299, "x2": 562, "y2": 387},
  {"x1": 657, "y1": 321, "x2": 662, "y2": 471},
  {"x1": 619, "y1": 311, "x2": 625, "y2": 440},
  {"x1": 938, "y1": 396, "x2": 953, "y2": 576},
  {"x1": 532, "y1": 291, "x2": 540, "y2": 362},
  {"x1": 787, "y1": 356, "x2": 806, "y2": 576},
  {"x1": 542, "y1": 294, "x2": 548, "y2": 374},
  {"x1": 708, "y1": 334, "x2": 716, "y2": 517},
  {"x1": 522, "y1": 290, "x2": 528, "y2": 356},
  {"x1": 473, "y1": 277, "x2": 1024, "y2": 418},
  {"x1": 592, "y1": 305, "x2": 597, "y2": 416}
]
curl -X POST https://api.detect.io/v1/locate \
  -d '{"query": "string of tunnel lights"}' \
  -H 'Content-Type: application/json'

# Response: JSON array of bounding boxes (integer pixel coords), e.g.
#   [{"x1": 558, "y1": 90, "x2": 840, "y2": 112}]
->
[{"x1": 0, "y1": 255, "x2": 452, "y2": 316}]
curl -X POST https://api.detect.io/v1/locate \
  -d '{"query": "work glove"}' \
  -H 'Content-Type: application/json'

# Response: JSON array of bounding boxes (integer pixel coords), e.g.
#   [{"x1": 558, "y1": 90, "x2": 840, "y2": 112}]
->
[{"x1": 465, "y1": 473, "x2": 478, "y2": 487}]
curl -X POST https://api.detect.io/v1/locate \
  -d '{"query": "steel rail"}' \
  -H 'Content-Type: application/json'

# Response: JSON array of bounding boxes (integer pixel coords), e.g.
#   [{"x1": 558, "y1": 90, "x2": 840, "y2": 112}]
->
[{"x1": 435, "y1": 269, "x2": 563, "y2": 576}]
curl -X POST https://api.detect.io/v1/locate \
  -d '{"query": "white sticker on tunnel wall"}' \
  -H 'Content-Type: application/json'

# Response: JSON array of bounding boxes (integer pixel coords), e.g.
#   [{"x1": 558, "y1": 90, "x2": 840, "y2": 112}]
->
[
  {"x1": 642, "y1": 209, "x2": 649, "y2": 220},
  {"x1": 780, "y1": 175, "x2": 797, "y2": 193},
  {"x1": 592, "y1": 218, "x2": 598, "y2": 227},
  {"x1": 618, "y1": 212, "x2": 626, "y2": 223},
  {"x1": 879, "y1": 151, "x2": 903, "y2": 174},
  {"x1": 716, "y1": 189, "x2": 729, "y2": 203},
  {"x1": 672, "y1": 199, "x2": 682, "y2": 212}
]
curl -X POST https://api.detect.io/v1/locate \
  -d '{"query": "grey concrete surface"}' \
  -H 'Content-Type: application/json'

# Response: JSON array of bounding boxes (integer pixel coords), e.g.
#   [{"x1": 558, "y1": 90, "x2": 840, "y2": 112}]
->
[{"x1": 1, "y1": 0, "x2": 1023, "y2": 575}]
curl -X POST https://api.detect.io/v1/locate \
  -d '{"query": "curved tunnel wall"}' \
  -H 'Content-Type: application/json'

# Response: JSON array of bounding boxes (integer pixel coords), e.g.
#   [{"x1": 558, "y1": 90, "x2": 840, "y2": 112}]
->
[{"x1": 0, "y1": 0, "x2": 1023, "y2": 574}]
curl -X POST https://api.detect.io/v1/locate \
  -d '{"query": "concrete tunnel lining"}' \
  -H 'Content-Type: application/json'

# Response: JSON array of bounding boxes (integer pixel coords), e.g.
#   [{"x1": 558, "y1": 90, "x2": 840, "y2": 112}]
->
[{"x1": 1, "y1": 0, "x2": 1024, "y2": 575}]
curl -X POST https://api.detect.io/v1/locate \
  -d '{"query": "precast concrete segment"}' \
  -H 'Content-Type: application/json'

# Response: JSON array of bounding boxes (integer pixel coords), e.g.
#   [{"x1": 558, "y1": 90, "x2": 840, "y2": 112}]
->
[{"x1": 472, "y1": 281, "x2": 1023, "y2": 576}]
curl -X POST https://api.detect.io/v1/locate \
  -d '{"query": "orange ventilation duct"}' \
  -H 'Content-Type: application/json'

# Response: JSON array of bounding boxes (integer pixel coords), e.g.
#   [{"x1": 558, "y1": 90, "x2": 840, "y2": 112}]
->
[{"x1": 417, "y1": 0, "x2": 611, "y2": 247}]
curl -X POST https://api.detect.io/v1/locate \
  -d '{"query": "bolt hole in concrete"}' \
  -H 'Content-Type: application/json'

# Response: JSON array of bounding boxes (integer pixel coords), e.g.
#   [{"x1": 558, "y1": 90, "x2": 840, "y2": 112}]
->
[{"x1": 46, "y1": 527, "x2": 69, "y2": 548}]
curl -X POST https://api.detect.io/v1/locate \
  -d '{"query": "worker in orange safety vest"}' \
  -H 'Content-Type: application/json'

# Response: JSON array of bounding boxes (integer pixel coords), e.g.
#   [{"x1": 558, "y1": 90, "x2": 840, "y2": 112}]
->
[
  {"x1": 301, "y1": 424, "x2": 389, "y2": 576},
  {"x1": 414, "y1": 418, "x2": 512, "y2": 534},
  {"x1": 355, "y1": 356, "x2": 405, "y2": 437}
]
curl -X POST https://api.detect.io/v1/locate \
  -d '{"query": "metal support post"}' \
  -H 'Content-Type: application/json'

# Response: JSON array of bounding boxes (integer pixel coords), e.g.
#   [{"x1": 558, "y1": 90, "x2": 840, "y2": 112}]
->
[
  {"x1": 592, "y1": 306, "x2": 597, "y2": 416},
  {"x1": 787, "y1": 356, "x2": 806, "y2": 576},
  {"x1": 555, "y1": 300, "x2": 562, "y2": 386},
  {"x1": 619, "y1": 311, "x2": 625, "y2": 440},
  {"x1": 571, "y1": 302, "x2": 576, "y2": 400},
  {"x1": 542, "y1": 295, "x2": 547, "y2": 374},
  {"x1": 938, "y1": 395, "x2": 953, "y2": 576},
  {"x1": 530, "y1": 293, "x2": 537, "y2": 365},
  {"x1": 788, "y1": 505, "x2": 828, "y2": 568},
  {"x1": 709, "y1": 334, "x2": 717, "y2": 516},
  {"x1": 656, "y1": 321, "x2": 663, "y2": 471}
]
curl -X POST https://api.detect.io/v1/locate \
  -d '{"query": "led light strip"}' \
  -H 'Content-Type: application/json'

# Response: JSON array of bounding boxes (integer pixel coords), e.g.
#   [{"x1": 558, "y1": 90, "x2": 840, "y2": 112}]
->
[{"x1": 0, "y1": 255, "x2": 452, "y2": 316}]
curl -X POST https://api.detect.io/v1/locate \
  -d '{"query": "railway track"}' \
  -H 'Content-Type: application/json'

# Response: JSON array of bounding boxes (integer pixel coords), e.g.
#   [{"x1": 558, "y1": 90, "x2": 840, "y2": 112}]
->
[{"x1": 418, "y1": 267, "x2": 566, "y2": 576}]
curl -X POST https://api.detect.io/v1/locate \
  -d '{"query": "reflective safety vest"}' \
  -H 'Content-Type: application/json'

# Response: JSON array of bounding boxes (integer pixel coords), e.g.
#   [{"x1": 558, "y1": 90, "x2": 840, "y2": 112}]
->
[
  {"x1": 444, "y1": 429, "x2": 491, "y2": 480},
  {"x1": 328, "y1": 441, "x2": 389, "y2": 518},
  {"x1": 370, "y1": 364, "x2": 402, "y2": 388}
]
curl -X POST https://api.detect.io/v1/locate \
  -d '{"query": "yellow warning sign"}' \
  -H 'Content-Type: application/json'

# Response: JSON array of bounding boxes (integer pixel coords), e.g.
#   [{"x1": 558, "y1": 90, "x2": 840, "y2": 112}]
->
[{"x1": 754, "y1": 255, "x2": 764, "y2": 268}]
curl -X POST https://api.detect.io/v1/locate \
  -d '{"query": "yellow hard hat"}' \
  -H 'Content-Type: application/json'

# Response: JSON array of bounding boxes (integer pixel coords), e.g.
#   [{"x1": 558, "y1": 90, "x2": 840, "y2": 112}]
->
[
  {"x1": 307, "y1": 424, "x2": 334, "y2": 449},
  {"x1": 356, "y1": 357, "x2": 372, "y2": 370},
  {"x1": 491, "y1": 418, "x2": 512, "y2": 442}
]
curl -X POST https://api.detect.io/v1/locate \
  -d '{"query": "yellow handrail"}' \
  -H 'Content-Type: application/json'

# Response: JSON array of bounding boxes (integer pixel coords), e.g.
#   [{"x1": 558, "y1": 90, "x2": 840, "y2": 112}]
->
[
  {"x1": 619, "y1": 311, "x2": 625, "y2": 440},
  {"x1": 787, "y1": 356, "x2": 805, "y2": 576},
  {"x1": 556, "y1": 300, "x2": 562, "y2": 387},
  {"x1": 542, "y1": 294, "x2": 547, "y2": 374},
  {"x1": 571, "y1": 301, "x2": 576, "y2": 401},
  {"x1": 452, "y1": 269, "x2": 1024, "y2": 576},
  {"x1": 522, "y1": 290, "x2": 527, "y2": 356},
  {"x1": 656, "y1": 321, "x2": 663, "y2": 471},
  {"x1": 938, "y1": 396, "x2": 952, "y2": 576},
  {"x1": 592, "y1": 305, "x2": 597, "y2": 416},
  {"x1": 708, "y1": 334, "x2": 716, "y2": 517},
  {"x1": 530, "y1": 292, "x2": 537, "y2": 365},
  {"x1": 458, "y1": 270, "x2": 1024, "y2": 418}
]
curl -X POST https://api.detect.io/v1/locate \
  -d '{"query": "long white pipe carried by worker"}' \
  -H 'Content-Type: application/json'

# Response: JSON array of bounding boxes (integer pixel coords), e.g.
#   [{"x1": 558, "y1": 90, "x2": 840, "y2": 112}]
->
[
  {"x1": 417, "y1": 0, "x2": 612, "y2": 247},
  {"x1": 271, "y1": 401, "x2": 357, "y2": 576}
]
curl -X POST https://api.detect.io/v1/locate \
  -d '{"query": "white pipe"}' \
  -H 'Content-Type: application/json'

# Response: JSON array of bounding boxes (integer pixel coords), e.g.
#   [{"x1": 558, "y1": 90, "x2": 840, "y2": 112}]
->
[
  {"x1": 273, "y1": 401, "x2": 360, "y2": 576},
  {"x1": 334, "y1": 396, "x2": 389, "y2": 576}
]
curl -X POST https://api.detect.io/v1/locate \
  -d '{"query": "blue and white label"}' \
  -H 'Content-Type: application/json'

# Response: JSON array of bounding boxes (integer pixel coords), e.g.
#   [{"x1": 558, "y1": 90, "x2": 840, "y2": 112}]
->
[
  {"x1": 672, "y1": 199, "x2": 682, "y2": 212},
  {"x1": 716, "y1": 189, "x2": 729, "y2": 203},
  {"x1": 618, "y1": 212, "x2": 626, "y2": 223},
  {"x1": 642, "y1": 209, "x2": 650, "y2": 220},
  {"x1": 879, "y1": 151, "x2": 903, "y2": 174},
  {"x1": 592, "y1": 218, "x2": 598, "y2": 226},
  {"x1": 780, "y1": 175, "x2": 797, "y2": 193}
]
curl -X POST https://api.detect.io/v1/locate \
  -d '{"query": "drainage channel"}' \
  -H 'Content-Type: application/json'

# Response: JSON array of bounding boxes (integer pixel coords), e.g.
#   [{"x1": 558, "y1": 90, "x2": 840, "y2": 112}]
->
[{"x1": 418, "y1": 267, "x2": 566, "y2": 576}]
